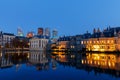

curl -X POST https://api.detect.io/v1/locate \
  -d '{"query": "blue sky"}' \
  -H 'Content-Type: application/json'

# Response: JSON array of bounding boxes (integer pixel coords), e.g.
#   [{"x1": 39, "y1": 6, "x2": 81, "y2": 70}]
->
[{"x1": 0, "y1": 0, "x2": 120, "y2": 36}]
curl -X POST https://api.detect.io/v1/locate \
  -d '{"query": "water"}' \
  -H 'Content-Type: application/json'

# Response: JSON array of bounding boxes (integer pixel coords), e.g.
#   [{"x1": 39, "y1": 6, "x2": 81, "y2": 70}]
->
[{"x1": 0, "y1": 51, "x2": 120, "y2": 80}]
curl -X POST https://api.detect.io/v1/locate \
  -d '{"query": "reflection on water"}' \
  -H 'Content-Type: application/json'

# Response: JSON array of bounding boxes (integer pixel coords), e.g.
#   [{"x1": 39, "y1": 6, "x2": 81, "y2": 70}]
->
[
  {"x1": 0, "y1": 50, "x2": 49, "y2": 71},
  {"x1": 0, "y1": 50, "x2": 29, "y2": 70},
  {"x1": 0, "y1": 50, "x2": 120, "y2": 79},
  {"x1": 82, "y1": 53, "x2": 120, "y2": 70},
  {"x1": 52, "y1": 52, "x2": 120, "y2": 78},
  {"x1": 28, "y1": 51, "x2": 49, "y2": 70}
]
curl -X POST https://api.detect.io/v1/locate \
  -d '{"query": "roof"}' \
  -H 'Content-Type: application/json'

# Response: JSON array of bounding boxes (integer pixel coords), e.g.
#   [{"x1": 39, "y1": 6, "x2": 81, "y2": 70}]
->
[
  {"x1": 3, "y1": 33, "x2": 15, "y2": 36},
  {"x1": 58, "y1": 36, "x2": 71, "y2": 41},
  {"x1": 33, "y1": 35, "x2": 49, "y2": 39}
]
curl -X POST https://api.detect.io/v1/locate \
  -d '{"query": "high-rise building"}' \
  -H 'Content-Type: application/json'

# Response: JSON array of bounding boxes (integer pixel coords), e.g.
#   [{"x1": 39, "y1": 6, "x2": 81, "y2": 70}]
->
[
  {"x1": 52, "y1": 29, "x2": 58, "y2": 38},
  {"x1": 27, "y1": 32, "x2": 34, "y2": 38},
  {"x1": 51, "y1": 29, "x2": 58, "y2": 43},
  {"x1": 45, "y1": 28, "x2": 50, "y2": 37},
  {"x1": 17, "y1": 27, "x2": 24, "y2": 36},
  {"x1": 38, "y1": 28, "x2": 43, "y2": 35}
]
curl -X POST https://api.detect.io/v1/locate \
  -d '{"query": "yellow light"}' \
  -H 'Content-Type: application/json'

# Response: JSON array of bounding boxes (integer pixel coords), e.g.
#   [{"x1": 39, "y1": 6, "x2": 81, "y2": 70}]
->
[
  {"x1": 90, "y1": 41, "x2": 92, "y2": 44},
  {"x1": 27, "y1": 54, "x2": 29, "y2": 58},
  {"x1": 93, "y1": 45, "x2": 100, "y2": 51},
  {"x1": 98, "y1": 61, "x2": 100, "y2": 65},
  {"x1": 82, "y1": 60, "x2": 84, "y2": 64},
  {"x1": 85, "y1": 60, "x2": 86, "y2": 64},
  {"x1": 107, "y1": 40, "x2": 110, "y2": 43},
  {"x1": 0, "y1": 53, "x2": 2, "y2": 57},
  {"x1": 94, "y1": 61, "x2": 96, "y2": 64},
  {"x1": 90, "y1": 60, "x2": 92, "y2": 64},
  {"x1": 88, "y1": 61, "x2": 89, "y2": 64},
  {"x1": 108, "y1": 62, "x2": 111, "y2": 67}
]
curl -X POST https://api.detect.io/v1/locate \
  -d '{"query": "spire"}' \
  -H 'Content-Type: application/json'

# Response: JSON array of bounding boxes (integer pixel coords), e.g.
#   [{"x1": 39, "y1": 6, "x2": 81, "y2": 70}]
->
[
  {"x1": 86, "y1": 30, "x2": 88, "y2": 34},
  {"x1": 109, "y1": 26, "x2": 111, "y2": 30},
  {"x1": 93, "y1": 28, "x2": 96, "y2": 33},
  {"x1": 97, "y1": 28, "x2": 100, "y2": 33},
  {"x1": 114, "y1": 28, "x2": 117, "y2": 37},
  {"x1": 101, "y1": 32, "x2": 104, "y2": 37},
  {"x1": 118, "y1": 31, "x2": 120, "y2": 37}
]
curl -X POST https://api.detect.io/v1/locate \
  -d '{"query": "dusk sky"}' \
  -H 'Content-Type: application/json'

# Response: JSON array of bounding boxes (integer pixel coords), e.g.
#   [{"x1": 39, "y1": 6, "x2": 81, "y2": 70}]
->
[{"x1": 0, "y1": 0, "x2": 120, "y2": 36}]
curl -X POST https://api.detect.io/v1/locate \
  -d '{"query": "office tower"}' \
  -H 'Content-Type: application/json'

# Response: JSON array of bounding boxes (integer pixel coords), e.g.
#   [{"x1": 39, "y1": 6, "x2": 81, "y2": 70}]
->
[
  {"x1": 17, "y1": 27, "x2": 24, "y2": 36},
  {"x1": 27, "y1": 32, "x2": 34, "y2": 38},
  {"x1": 52, "y1": 29, "x2": 58, "y2": 38},
  {"x1": 38, "y1": 28, "x2": 43, "y2": 35},
  {"x1": 45, "y1": 28, "x2": 50, "y2": 37}
]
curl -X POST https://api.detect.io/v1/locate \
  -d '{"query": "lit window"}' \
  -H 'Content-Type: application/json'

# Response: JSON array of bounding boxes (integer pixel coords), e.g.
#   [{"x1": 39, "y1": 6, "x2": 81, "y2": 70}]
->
[
  {"x1": 84, "y1": 41, "x2": 86, "y2": 44},
  {"x1": 111, "y1": 40, "x2": 113, "y2": 43},
  {"x1": 107, "y1": 40, "x2": 110, "y2": 43},
  {"x1": 81, "y1": 41, "x2": 83, "y2": 44},
  {"x1": 97, "y1": 41, "x2": 99, "y2": 43},
  {"x1": 90, "y1": 41, "x2": 92, "y2": 44},
  {"x1": 87, "y1": 41, "x2": 89, "y2": 44}
]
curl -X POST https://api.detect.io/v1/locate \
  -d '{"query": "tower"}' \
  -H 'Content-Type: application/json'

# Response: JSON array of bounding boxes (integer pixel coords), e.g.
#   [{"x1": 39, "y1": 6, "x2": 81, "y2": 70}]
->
[
  {"x1": 97, "y1": 28, "x2": 100, "y2": 33},
  {"x1": 17, "y1": 27, "x2": 24, "y2": 36},
  {"x1": 93, "y1": 28, "x2": 96, "y2": 33},
  {"x1": 114, "y1": 28, "x2": 117, "y2": 37},
  {"x1": 52, "y1": 29, "x2": 58, "y2": 38},
  {"x1": 45, "y1": 28, "x2": 50, "y2": 37},
  {"x1": 51, "y1": 29, "x2": 58, "y2": 43},
  {"x1": 38, "y1": 28, "x2": 43, "y2": 35},
  {"x1": 27, "y1": 32, "x2": 34, "y2": 38}
]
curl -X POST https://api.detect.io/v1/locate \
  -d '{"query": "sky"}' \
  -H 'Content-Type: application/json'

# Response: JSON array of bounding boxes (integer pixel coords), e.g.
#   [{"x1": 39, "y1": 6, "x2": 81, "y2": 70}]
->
[{"x1": 0, "y1": 0, "x2": 120, "y2": 36}]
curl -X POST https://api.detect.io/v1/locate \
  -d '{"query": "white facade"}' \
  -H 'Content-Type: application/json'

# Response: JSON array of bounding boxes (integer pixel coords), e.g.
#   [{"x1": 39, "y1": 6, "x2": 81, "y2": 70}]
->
[
  {"x1": 29, "y1": 36, "x2": 48, "y2": 50},
  {"x1": 0, "y1": 32, "x2": 15, "y2": 47},
  {"x1": 29, "y1": 51, "x2": 48, "y2": 64}
]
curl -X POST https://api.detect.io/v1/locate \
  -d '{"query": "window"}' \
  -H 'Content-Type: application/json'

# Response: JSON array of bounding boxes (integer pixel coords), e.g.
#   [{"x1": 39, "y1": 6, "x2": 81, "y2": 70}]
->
[
  {"x1": 84, "y1": 41, "x2": 86, "y2": 44},
  {"x1": 111, "y1": 40, "x2": 114, "y2": 43},
  {"x1": 107, "y1": 40, "x2": 110, "y2": 43},
  {"x1": 81, "y1": 41, "x2": 83, "y2": 44},
  {"x1": 90, "y1": 41, "x2": 92, "y2": 44}
]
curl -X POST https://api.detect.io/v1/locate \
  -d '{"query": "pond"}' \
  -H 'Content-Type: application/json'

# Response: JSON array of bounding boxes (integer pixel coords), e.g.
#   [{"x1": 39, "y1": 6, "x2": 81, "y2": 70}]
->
[{"x1": 0, "y1": 51, "x2": 120, "y2": 80}]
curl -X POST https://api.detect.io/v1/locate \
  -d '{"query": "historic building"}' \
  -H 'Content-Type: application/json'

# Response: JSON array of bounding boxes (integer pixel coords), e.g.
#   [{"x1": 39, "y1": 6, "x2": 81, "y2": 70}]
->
[
  {"x1": 75, "y1": 35, "x2": 84, "y2": 51},
  {"x1": 81, "y1": 27, "x2": 120, "y2": 52},
  {"x1": 81, "y1": 37, "x2": 116, "y2": 51},
  {"x1": 0, "y1": 31, "x2": 15, "y2": 48},
  {"x1": 28, "y1": 51, "x2": 49, "y2": 70},
  {"x1": 29, "y1": 35, "x2": 49, "y2": 50},
  {"x1": 55, "y1": 36, "x2": 71, "y2": 51}
]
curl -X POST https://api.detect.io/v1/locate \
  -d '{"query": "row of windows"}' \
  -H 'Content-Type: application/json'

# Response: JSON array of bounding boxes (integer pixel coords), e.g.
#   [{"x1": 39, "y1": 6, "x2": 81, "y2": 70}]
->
[
  {"x1": 81, "y1": 40, "x2": 114, "y2": 44},
  {"x1": 92, "y1": 46, "x2": 115, "y2": 49},
  {"x1": 30, "y1": 40, "x2": 48, "y2": 46},
  {"x1": 30, "y1": 44, "x2": 45, "y2": 48},
  {"x1": 0, "y1": 37, "x2": 14, "y2": 41},
  {"x1": 30, "y1": 40, "x2": 48, "y2": 48},
  {"x1": 31, "y1": 40, "x2": 48, "y2": 44}
]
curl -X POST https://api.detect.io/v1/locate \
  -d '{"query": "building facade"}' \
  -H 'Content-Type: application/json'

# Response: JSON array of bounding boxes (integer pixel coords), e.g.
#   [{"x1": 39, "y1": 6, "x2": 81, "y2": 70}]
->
[
  {"x1": 38, "y1": 28, "x2": 44, "y2": 35},
  {"x1": 29, "y1": 35, "x2": 49, "y2": 50},
  {"x1": 81, "y1": 37, "x2": 120, "y2": 52},
  {"x1": 0, "y1": 31, "x2": 15, "y2": 48}
]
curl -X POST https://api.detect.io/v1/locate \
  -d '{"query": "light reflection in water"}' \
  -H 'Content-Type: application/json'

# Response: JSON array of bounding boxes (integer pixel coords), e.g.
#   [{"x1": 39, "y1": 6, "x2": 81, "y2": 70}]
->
[
  {"x1": 82, "y1": 53, "x2": 120, "y2": 70},
  {"x1": 0, "y1": 50, "x2": 120, "y2": 79},
  {"x1": 52, "y1": 52, "x2": 120, "y2": 78}
]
